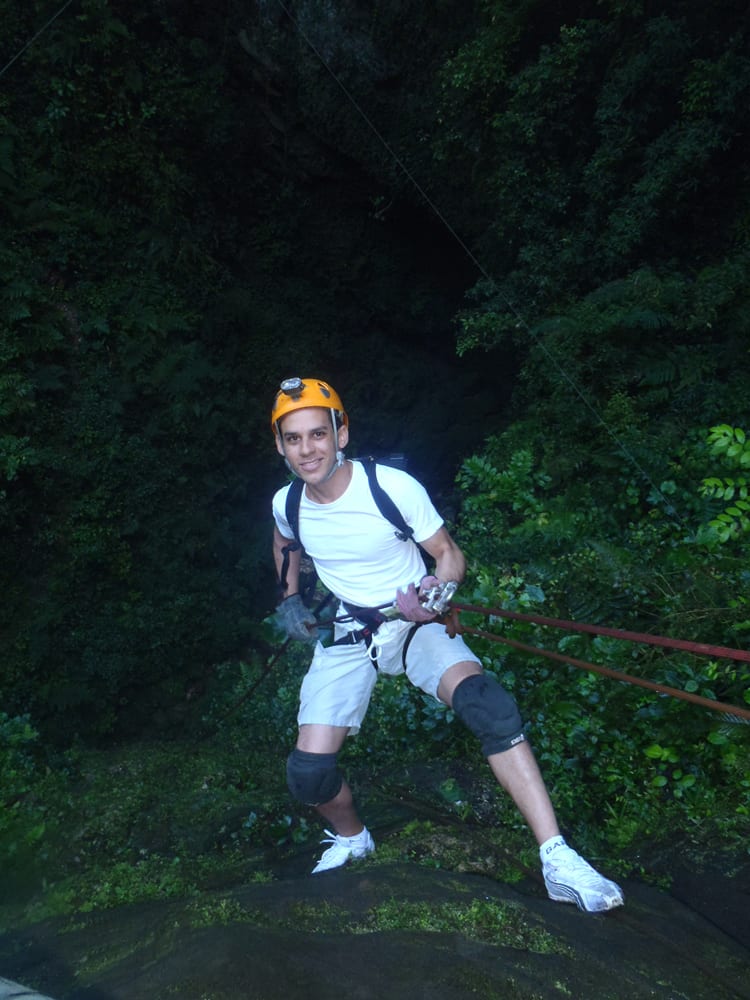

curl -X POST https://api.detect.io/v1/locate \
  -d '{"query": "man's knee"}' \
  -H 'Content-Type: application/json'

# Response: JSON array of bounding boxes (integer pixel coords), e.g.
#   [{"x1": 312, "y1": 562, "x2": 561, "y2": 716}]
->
[
  {"x1": 286, "y1": 748, "x2": 343, "y2": 806},
  {"x1": 452, "y1": 673, "x2": 525, "y2": 756}
]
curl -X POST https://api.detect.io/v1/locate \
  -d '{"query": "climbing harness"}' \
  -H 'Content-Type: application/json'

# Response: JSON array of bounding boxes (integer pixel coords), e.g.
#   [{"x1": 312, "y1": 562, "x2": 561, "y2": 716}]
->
[{"x1": 319, "y1": 602, "x2": 413, "y2": 670}]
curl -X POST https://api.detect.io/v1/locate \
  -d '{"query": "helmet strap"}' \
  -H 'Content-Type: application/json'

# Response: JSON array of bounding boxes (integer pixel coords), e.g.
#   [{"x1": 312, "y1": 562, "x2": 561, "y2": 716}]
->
[
  {"x1": 322, "y1": 406, "x2": 345, "y2": 481},
  {"x1": 327, "y1": 409, "x2": 347, "y2": 478}
]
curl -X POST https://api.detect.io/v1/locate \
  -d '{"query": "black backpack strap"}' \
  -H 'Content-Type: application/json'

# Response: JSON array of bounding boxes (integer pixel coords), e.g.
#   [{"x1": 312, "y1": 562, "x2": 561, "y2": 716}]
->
[
  {"x1": 279, "y1": 478, "x2": 304, "y2": 594},
  {"x1": 285, "y1": 477, "x2": 304, "y2": 545},
  {"x1": 362, "y1": 458, "x2": 414, "y2": 543},
  {"x1": 278, "y1": 459, "x2": 415, "y2": 596}
]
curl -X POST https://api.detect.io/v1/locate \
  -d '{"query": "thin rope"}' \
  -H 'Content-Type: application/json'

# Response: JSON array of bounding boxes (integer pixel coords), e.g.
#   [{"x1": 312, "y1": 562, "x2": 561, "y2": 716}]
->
[
  {"x1": 0, "y1": 0, "x2": 77, "y2": 81},
  {"x1": 274, "y1": 0, "x2": 486, "y2": 277},
  {"x1": 274, "y1": 1, "x2": 690, "y2": 519}
]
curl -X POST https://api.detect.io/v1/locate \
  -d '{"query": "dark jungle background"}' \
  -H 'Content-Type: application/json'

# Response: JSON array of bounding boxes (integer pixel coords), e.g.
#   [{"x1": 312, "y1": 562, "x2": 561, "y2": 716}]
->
[{"x1": 1, "y1": 0, "x2": 749, "y2": 927}]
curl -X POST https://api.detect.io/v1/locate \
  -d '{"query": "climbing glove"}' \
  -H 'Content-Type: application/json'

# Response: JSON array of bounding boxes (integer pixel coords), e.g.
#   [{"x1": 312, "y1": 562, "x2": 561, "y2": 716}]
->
[{"x1": 277, "y1": 593, "x2": 318, "y2": 643}]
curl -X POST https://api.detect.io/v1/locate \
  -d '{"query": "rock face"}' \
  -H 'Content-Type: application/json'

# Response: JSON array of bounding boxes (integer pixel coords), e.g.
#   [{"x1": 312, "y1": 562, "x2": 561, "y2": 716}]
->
[
  {"x1": 0, "y1": 978, "x2": 57, "y2": 1000},
  {"x1": 1, "y1": 859, "x2": 748, "y2": 1000}
]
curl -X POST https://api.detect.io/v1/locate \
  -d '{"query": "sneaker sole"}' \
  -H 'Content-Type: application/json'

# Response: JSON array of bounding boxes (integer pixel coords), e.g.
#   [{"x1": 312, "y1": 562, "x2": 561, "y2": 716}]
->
[
  {"x1": 546, "y1": 879, "x2": 624, "y2": 912},
  {"x1": 311, "y1": 843, "x2": 375, "y2": 875}
]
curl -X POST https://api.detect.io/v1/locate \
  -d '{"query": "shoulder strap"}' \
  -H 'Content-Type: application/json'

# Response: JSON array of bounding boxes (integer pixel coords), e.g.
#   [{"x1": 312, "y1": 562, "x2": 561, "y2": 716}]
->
[
  {"x1": 361, "y1": 458, "x2": 415, "y2": 543},
  {"x1": 280, "y1": 460, "x2": 415, "y2": 594},
  {"x1": 278, "y1": 478, "x2": 304, "y2": 595},
  {"x1": 285, "y1": 477, "x2": 305, "y2": 545}
]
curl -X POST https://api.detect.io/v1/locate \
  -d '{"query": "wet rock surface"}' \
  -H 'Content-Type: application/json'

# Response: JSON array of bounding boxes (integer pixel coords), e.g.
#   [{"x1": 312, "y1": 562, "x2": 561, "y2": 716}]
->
[{"x1": 2, "y1": 847, "x2": 748, "y2": 1000}]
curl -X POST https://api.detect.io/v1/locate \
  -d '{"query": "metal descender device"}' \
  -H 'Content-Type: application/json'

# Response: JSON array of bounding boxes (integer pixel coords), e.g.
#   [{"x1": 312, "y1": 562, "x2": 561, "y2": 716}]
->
[{"x1": 421, "y1": 580, "x2": 459, "y2": 615}]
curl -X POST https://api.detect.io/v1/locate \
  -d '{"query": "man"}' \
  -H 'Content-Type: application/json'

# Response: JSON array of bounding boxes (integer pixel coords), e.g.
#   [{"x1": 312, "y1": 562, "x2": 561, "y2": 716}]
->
[{"x1": 271, "y1": 376, "x2": 623, "y2": 913}]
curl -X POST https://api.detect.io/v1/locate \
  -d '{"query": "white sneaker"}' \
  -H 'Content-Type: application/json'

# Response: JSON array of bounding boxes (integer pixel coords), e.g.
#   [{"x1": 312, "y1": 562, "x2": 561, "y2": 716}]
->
[
  {"x1": 543, "y1": 845, "x2": 624, "y2": 912},
  {"x1": 311, "y1": 827, "x2": 375, "y2": 874}
]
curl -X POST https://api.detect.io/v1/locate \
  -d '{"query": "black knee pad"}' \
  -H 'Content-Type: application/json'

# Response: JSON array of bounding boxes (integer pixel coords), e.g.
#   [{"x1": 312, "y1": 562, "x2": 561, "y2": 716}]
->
[
  {"x1": 286, "y1": 748, "x2": 343, "y2": 806},
  {"x1": 452, "y1": 673, "x2": 525, "y2": 756}
]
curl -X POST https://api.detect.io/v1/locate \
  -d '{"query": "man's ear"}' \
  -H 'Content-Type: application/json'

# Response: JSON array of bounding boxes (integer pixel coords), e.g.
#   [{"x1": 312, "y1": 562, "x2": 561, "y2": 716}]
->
[
  {"x1": 337, "y1": 424, "x2": 349, "y2": 449},
  {"x1": 275, "y1": 433, "x2": 285, "y2": 457}
]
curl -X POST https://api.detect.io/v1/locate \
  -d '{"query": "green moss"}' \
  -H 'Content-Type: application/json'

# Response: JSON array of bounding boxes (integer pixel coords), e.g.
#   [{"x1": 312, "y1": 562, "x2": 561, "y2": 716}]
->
[
  {"x1": 277, "y1": 899, "x2": 354, "y2": 933},
  {"x1": 365, "y1": 819, "x2": 529, "y2": 883},
  {"x1": 73, "y1": 929, "x2": 164, "y2": 981},
  {"x1": 352, "y1": 897, "x2": 569, "y2": 955},
  {"x1": 185, "y1": 896, "x2": 256, "y2": 929}
]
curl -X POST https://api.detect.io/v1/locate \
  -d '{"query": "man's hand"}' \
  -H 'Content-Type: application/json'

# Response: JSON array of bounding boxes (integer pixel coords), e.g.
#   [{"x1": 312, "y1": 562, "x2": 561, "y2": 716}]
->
[
  {"x1": 419, "y1": 575, "x2": 440, "y2": 599},
  {"x1": 277, "y1": 593, "x2": 318, "y2": 642},
  {"x1": 396, "y1": 582, "x2": 438, "y2": 622},
  {"x1": 396, "y1": 577, "x2": 459, "y2": 621}
]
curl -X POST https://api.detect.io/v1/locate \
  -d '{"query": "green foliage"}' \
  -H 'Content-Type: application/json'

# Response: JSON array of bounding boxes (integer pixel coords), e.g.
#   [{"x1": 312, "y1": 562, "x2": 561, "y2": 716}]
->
[
  {"x1": 0, "y1": 0, "x2": 284, "y2": 738},
  {"x1": 440, "y1": 3, "x2": 750, "y2": 302},
  {"x1": 0, "y1": 714, "x2": 46, "y2": 853},
  {"x1": 700, "y1": 425, "x2": 750, "y2": 542},
  {"x1": 0, "y1": 0, "x2": 508, "y2": 742},
  {"x1": 471, "y1": 641, "x2": 749, "y2": 855},
  {"x1": 0, "y1": 713, "x2": 75, "y2": 883},
  {"x1": 452, "y1": 408, "x2": 750, "y2": 855},
  {"x1": 440, "y1": 4, "x2": 750, "y2": 517},
  {"x1": 0, "y1": 711, "x2": 296, "y2": 928},
  {"x1": 706, "y1": 425, "x2": 750, "y2": 467},
  {"x1": 2, "y1": 0, "x2": 750, "y2": 933}
]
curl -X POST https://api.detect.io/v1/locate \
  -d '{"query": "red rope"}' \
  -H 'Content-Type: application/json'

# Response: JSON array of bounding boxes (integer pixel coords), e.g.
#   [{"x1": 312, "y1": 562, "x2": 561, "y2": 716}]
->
[
  {"x1": 453, "y1": 622, "x2": 750, "y2": 721},
  {"x1": 452, "y1": 602, "x2": 750, "y2": 663},
  {"x1": 445, "y1": 604, "x2": 750, "y2": 720}
]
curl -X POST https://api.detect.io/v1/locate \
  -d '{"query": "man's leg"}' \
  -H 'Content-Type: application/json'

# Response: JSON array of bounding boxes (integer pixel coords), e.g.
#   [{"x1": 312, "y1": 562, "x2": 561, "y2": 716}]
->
[
  {"x1": 438, "y1": 662, "x2": 560, "y2": 844},
  {"x1": 438, "y1": 661, "x2": 624, "y2": 912},
  {"x1": 288, "y1": 723, "x2": 376, "y2": 873},
  {"x1": 294, "y1": 723, "x2": 364, "y2": 837},
  {"x1": 488, "y1": 742, "x2": 561, "y2": 843},
  {"x1": 289, "y1": 635, "x2": 380, "y2": 871}
]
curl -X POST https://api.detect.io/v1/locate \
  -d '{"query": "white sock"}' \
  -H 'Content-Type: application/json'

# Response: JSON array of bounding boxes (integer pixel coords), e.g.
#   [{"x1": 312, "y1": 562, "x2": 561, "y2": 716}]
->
[
  {"x1": 345, "y1": 827, "x2": 369, "y2": 843},
  {"x1": 539, "y1": 835, "x2": 568, "y2": 862}
]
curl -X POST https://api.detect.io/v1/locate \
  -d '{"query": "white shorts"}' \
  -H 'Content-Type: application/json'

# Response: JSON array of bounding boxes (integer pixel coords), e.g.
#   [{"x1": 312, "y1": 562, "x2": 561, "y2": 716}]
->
[{"x1": 297, "y1": 616, "x2": 481, "y2": 734}]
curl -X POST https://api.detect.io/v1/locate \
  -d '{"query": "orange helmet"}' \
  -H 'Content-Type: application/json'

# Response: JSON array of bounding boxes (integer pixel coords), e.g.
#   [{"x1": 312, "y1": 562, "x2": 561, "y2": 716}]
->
[{"x1": 271, "y1": 377, "x2": 348, "y2": 434}]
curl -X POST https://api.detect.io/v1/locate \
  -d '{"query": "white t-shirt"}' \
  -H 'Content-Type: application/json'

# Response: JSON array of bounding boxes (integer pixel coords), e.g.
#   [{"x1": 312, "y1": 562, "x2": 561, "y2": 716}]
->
[{"x1": 272, "y1": 461, "x2": 444, "y2": 607}]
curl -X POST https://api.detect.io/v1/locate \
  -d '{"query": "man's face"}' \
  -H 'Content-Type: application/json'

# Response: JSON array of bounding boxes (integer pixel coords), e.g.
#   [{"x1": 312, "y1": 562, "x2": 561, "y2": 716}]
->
[{"x1": 275, "y1": 406, "x2": 348, "y2": 486}]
